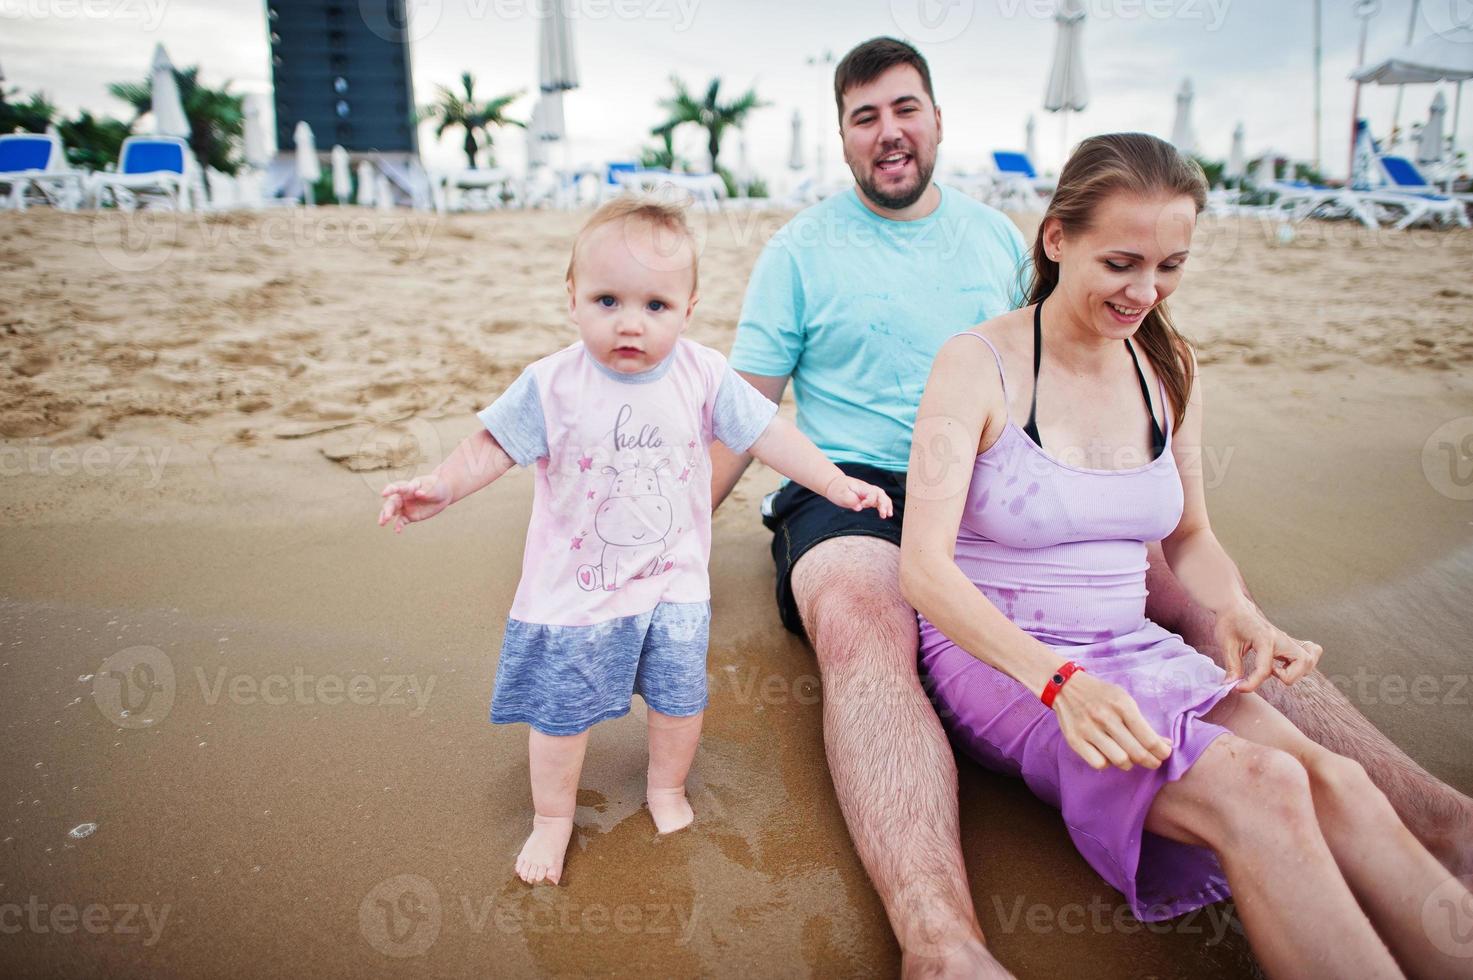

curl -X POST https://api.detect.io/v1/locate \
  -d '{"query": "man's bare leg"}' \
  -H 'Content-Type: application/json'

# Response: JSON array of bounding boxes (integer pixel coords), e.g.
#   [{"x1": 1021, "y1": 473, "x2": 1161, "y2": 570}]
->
[
  {"x1": 1144, "y1": 541, "x2": 1473, "y2": 875},
  {"x1": 791, "y1": 536, "x2": 1011, "y2": 979}
]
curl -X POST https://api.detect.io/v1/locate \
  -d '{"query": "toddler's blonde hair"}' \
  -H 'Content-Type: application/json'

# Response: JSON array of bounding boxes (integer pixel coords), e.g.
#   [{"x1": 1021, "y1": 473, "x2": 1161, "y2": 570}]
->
[{"x1": 565, "y1": 196, "x2": 699, "y2": 294}]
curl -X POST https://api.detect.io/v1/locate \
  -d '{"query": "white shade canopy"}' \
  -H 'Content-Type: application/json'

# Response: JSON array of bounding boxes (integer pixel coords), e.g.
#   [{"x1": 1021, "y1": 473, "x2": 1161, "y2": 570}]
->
[
  {"x1": 1417, "y1": 89, "x2": 1448, "y2": 164},
  {"x1": 531, "y1": 92, "x2": 565, "y2": 143},
  {"x1": 1170, "y1": 78, "x2": 1196, "y2": 156},
  {"x1": 538, "y1": 0, "x2": 579, "y2": 92},
  {"x1": 149, "y1": 43, "x2": 190, "y2": 138},
  {"x1": 242, "y1": 92, "x2": 272, "y2": 169},
  {"x1": 293, "y1": 120, "x2": 320, "y2": 182},
  {"x1": 1225, "y1": 121, "x2": 1246, "y2": 180},
  {"x1": 330, "y1": 145, "x2": 352, "y2": 202},
  {"x1": 1350, "y1": 26, "x2": 1473, "y2": 84},
  {"x1": 788, "y1": 110, "x2": 804, "y2": 171},
  {"x1": 1044, "y1": 0, "x2": 1088, "y2": 113}
]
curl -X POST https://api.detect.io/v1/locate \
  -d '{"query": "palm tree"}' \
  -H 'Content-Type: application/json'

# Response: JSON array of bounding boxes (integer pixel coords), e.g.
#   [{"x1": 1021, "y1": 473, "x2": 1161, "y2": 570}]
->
[
  {"x1": 0, "y1": 88, "x2": 57, "y2": 135},
  {"x1": 419, "y1": 73, "x2": 523, "y2": 169},
  {"x1": 657, "y1": 76, "x2": 767, "y2": 173},
  {"x1": 639, "y1": 120, "x2": 684, "y2": 171},
  {"x1": 107, "y1": 67, "x2": 244, "y2": 174}
]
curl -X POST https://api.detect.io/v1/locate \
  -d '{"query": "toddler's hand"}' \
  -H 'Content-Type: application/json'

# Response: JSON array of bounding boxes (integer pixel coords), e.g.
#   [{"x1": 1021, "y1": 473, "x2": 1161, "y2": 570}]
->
[
  {"x1": 378, "y1": 474, "x2": 452, "y2": 533},
  {"x1": 824, "y1": 475, "x2": 894, "y2": 519}
]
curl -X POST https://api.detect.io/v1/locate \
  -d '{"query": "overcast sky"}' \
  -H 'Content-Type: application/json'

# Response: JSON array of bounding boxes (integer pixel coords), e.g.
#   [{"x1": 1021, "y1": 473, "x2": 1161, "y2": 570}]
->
[{"x1": 2, "y1": 0, "x2": 1464, "y2": 182}]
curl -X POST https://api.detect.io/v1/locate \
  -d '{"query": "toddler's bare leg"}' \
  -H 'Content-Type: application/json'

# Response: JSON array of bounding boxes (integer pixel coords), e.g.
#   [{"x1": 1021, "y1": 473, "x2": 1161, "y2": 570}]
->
[
  {"x1": 517, "y1": 729, "x2": 590, "y2": 885},
  {"x1": 647, "y1": 709, "x2": 703, "y2": 833}
]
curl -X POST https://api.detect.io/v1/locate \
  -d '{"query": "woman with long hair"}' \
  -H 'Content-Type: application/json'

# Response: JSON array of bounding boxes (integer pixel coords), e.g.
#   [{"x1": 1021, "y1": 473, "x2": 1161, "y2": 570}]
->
[{"x1": 900, "y1": 132, "x2": 1472, "y2": 977}]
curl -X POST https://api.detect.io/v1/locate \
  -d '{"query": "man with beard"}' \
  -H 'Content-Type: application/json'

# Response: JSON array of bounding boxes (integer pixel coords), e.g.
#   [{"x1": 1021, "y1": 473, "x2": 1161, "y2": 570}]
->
[{"x1": 711, "y1": 36, "x2": 1472, "y2": 978}]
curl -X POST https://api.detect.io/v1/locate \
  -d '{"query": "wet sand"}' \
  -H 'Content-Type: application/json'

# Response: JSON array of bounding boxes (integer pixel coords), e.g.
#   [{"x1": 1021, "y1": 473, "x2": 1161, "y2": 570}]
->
[{"x1": 1, "y1": 206, "x2": 1470, "y2": 977}]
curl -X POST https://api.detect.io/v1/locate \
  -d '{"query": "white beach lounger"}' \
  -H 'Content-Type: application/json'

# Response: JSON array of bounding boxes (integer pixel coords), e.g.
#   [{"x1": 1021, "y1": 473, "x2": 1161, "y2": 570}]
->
[
  {"x1": 90, "y1": 135, "x2": 194, "y2": 211},
  {"x1": 0, "y1": 132, "x2": 86, "y2": 211}
]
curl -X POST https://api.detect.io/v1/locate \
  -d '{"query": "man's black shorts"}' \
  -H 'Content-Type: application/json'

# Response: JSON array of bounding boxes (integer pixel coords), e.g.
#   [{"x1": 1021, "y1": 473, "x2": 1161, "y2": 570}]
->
[{"x1": 759, "y1": 462, "x2": 908, "y2": 637}]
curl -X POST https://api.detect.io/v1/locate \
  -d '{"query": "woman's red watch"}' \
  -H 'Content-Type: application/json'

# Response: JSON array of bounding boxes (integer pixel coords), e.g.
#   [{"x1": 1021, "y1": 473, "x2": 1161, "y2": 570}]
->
[{"x1": 1041, "y1": 661, "x2": 1086, "y2": 709}]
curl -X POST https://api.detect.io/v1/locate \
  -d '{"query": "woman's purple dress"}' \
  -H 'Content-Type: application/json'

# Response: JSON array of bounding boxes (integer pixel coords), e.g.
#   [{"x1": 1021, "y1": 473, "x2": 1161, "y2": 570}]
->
[{"x1": 917, "y1": 332, "x2": 1239, "y2": 921}]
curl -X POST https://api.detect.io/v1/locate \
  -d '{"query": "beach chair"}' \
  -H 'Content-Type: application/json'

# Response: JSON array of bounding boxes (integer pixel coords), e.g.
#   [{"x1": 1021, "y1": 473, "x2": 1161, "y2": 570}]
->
[
  {"x1": 0, "y1": 132, "x2": 86, "y2": 211},
  {"x1": 89, "y1": 135, "x2": 194, "y2": 211},
  {"x1": 1264, "y1": 179, "x2": 1378, "y2": 229},
  {"x1": 615, "y1": 168, "x2": 726, "y2": 210},
  {"x1": 441, "y1": 168, "x2": 513, "y2": 211},
  {"x1": 1360, "y1": 154, "x2": 1471, "y2": 230},
  {"x1": 989, "y1": 151, "x2": 1052, "y2": 213}
]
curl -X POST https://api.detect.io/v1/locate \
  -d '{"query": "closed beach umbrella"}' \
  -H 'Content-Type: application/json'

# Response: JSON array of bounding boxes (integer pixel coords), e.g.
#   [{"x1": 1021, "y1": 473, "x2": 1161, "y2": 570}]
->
[
  {"x1": 331, "y1": 145, "x2": 352, "y2": 203},
  {"x1": 1025, "y1": 113, "x2": 1037, "y2": 163},
  {"x1": 293, "y1": 120, "x2": 320, "y2": 204},
  {"x1": 538, "y1": 0, "x2": 578, "y2": 162},
  {"x1": 788, "y1": 110, "x2": 804, "y2": 171},
  {"x1": 1044, "y1": 0, "x2": 1088, "y2": 113},
  {"x1": 1417, "y1": 90, "x2": 1447, "y2": 164},
  {"x1": 149, "y1": 43, "x2": 190, "y2": 138},
  {"x1": 1171, "y1": 79, "x2": 1196, "y2": 157},
  {"x1": 1225, "y1": 122, "x2": 1246, "y2": 181},
  {"x1": 538, "y1": 0, "x2": 579, "y2": 93},
  {"x1": 1044, "y1": 0, "x2": 1087, "y2": 164},
  {"x1": 356, "y1": 160, "x2": 376, "y2": 206},
  {"x1": 376, "y1": 173, "x2": 394, "y2": 211},
  {"x1": 242, "y1": 92, "x2": 272, "y2": 169}
]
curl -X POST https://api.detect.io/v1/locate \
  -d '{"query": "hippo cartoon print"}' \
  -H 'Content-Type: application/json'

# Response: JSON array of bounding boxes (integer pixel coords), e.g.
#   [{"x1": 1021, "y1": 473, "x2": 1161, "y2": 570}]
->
[{"x1": 577, "y1": 459, "x2": 675, "y2": 591}]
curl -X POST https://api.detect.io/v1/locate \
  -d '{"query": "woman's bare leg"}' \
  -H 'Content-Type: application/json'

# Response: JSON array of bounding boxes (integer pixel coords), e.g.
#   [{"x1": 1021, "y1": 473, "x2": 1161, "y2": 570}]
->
[
  {"x1": 517, "y1": 729, "x2": 590, "y2": 885},
  {"x1": 1145, "y1": 733, "x2": 1403, "y2": 978},
  {"x1": 1209, "y1": 693, "x2": 1473, "y2": 978},
  {"x1": 1144, "y1": 542, "x2": 1473, "y2": 876}
]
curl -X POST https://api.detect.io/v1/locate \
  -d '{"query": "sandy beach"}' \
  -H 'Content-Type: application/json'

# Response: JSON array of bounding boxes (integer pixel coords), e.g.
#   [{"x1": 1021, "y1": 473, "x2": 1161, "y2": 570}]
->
[{"x1": 1, "y1": 203, "x2": 1470, "y2": 978}]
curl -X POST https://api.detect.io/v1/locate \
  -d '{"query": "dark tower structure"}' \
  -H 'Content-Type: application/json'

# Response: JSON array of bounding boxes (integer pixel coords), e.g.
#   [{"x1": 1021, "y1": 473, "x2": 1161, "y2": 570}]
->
[{"x1": 265, "y1": 1, "x2": 418, "y2": 155}]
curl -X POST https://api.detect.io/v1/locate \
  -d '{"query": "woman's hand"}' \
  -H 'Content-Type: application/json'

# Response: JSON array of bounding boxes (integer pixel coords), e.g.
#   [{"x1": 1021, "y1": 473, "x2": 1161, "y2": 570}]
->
[
  {"x1": 1053, "y1": 673, "x2": 1173, "y2": 771},
  {"x1": 1213, "y1": 600, "x2": 1321, "y2": 692},
  {"x1": 823, "y1": 474, "x2": 894, "y2": 519},
  {"x1": 378, "y1": 474, "x2": 453, "y2": 532}
]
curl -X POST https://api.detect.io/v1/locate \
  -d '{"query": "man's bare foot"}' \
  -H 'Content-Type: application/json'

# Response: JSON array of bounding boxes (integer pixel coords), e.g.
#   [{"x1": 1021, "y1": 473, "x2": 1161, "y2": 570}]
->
[
  {"x1": 515, "y1": 814, "x2": 574, "y2": 884},
  {"x1": 647, "y1": 785, "x2": 694, "y2": 834},
  {"x1": 902, "y1": 937, "x2": 1014, "y2": 980}
]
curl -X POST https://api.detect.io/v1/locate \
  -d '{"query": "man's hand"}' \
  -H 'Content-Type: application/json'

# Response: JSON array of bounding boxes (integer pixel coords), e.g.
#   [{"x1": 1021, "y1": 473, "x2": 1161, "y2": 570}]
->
[
  {"x1": 378, "y1": 474, "x2": 453, "y2": 533},
  {"x1": 823, "y1": 474, "x2": 894, "y2": 519}
]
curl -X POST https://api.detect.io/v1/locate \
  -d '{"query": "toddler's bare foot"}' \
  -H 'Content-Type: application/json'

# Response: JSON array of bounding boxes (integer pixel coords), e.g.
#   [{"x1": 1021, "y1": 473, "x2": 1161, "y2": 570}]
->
[
  {"x1": 515, "y1": 814, "x2": 574, "y2": 884},
  {"x1": 647, "y1": 785, "x2": 694, "y2": 834}
]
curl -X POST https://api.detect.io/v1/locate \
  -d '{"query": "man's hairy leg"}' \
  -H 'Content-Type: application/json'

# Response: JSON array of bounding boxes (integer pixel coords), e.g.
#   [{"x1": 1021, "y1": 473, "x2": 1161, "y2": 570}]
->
[
  {"x1": 792, "y1": 536, "x2": 1012, "y2": 979},
  {"x1": 1144, "y1": 541, "x2": 1473, "y2": 875}
]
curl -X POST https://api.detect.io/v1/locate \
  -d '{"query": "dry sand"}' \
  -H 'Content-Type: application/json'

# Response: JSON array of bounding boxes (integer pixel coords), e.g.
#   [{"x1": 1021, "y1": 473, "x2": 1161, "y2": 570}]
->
[{"x1": 1, "y1": 202, "x2": 1470, "y2": 978}]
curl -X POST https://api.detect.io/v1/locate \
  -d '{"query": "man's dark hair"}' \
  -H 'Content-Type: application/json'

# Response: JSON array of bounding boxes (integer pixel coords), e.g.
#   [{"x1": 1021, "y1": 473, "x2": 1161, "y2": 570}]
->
[{"x1": 832, "y1": 37, "x2": 935, "y2": 125}]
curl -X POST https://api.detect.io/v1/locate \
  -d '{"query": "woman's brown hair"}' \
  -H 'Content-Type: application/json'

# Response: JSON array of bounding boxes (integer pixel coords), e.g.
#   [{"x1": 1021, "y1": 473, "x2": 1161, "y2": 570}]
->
[{"x1": 1026, "y1": 132, "x2": 1207, "y2": 430}]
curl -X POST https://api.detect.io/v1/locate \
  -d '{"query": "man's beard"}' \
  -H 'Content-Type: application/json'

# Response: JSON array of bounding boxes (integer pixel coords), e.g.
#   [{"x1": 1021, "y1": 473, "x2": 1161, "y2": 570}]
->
[{"x1": 855, "y1": 151, "x2": 936, "y2": 210}]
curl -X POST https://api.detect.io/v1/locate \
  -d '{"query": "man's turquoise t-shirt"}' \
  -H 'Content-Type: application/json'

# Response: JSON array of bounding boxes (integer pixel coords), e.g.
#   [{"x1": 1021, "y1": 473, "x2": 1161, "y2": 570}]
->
[{"x1": 729, "y1": 184, "x2": 1030, "y2": 473}]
